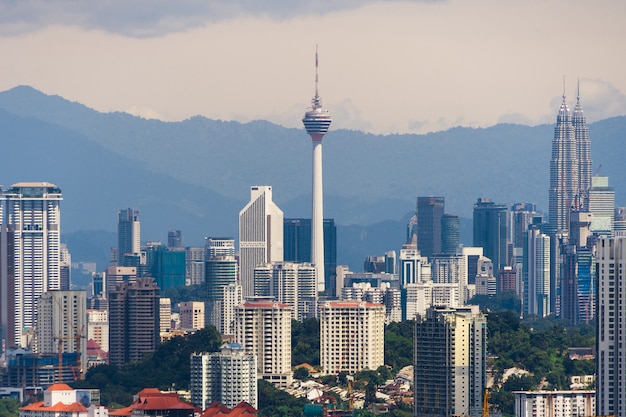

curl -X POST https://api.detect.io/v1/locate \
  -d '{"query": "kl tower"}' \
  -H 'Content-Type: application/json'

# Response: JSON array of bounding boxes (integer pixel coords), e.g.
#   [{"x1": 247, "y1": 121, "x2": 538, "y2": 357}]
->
[{"x1": 302, "y1": 46, "x2": 332, "y2": 293}]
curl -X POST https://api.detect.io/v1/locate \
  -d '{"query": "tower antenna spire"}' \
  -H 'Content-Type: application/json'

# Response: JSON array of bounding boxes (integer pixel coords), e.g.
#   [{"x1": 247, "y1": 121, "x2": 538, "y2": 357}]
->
[
  {"x1": 315, "y1": 44, "x2": 319, "y2": 99},
  {"x1": 562, "y1": 75, "x2": 566, "y2": 101},
  {"x1": 577, "y1": 77, "x2": 580, "y2": 102}
]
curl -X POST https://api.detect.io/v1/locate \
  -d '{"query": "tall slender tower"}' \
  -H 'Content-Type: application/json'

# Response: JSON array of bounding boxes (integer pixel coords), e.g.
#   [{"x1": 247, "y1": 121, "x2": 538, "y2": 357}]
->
[
  {"x1": 302, "y1": 47, "x2": 332, "y2": 292},
  {"x1": 549, "y1": 88, "x2": 578, "y2": 234},
  {"x1": 1, "y1": 182, "x2": 62, "y2": 348},
  {"x1": 573, "y1": 80, "x2": 592, "y2": 210}
]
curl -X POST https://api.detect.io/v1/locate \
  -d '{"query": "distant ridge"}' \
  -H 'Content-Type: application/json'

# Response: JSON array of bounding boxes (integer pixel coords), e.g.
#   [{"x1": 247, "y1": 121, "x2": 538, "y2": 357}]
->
[{"x1": 0, "y1": 85, "x2": 625, "y2": 268}]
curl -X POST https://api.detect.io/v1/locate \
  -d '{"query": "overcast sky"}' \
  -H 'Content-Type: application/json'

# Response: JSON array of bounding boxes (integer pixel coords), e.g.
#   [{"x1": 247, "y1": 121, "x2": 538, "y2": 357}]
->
[{"x1": 1, "y1": 0, "x2": 625, "y2": 134}]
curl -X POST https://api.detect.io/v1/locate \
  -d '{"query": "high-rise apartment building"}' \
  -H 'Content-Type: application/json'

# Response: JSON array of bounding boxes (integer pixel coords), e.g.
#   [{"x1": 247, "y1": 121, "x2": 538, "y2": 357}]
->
[
  {"x1": 145, "y1": 243, "x2": 186, "y2": 291},
  {"x1": 159, "y1": 297, "x2": 172, "y2": 334},
  {"x1": 283, "y1": 218, "x2": 337, "y2": 296},
  {"x1": 239, "y1": 186, "x2": 283, "y2": 298},
  {"x1": 179, "y1": 301, "x2": 205, "y2": 331},
  {"x1": 416, "y1": 197, "x2": 445, "y2": 259},
  {"x1": 221, "y1": 283, "x2": 243, "y2": 337},
  {"x1": 190, "y1": 343, "x2": 258, "y2": 410},
  {"x1": 515, "y1": 390, "x2": 595, "y2": 417},
  {"x1": 108, "y1": 277, "x2": 160, "y2": 367},
  {"x1": 319, "y1": 300, "x2": 385, "y2": 375},
  {"x1": 588, "y1": 176, "x2": 615, "y2": 236},
  {"x1": 1, "y1": 182, "x2": 63, "y2": 348},
  {"x1": 399, "y1": 237, "x2": 425, "y2": 287},
  {"x1": 302, "y1": 47, "x2": 332, "y2": 293},
  {"x1": 596, "y1": 237, "x2": 626, "y2": 415},
  {"x1": 59, "y1": 243, "x2": 71, "y2": 290},
  {"x1": 205, "y1": 237, "x2": 237, "y2": 333},
  {"x1": 473, "y1": 198, "x2": 508, "y2": 271},
  {"x1": 254, "y1": 262, "x2": 317, "y2": 321},
  {"x1": 36, "y1": 290, "x2": 87, "y2": 373},
  {"x1": 118, "y1": 208, "x2": 141, "y2": 266},
  {"x1": 413, "y1": 305, "x2": 487, "y2": 417},
  {"x1": 235, "y1": 300, "x2": 292, "y2": 388},
  {"x1": 185, "y1": 246, "x2": 205, "y2": 286},
  {"x1": 523, "y1": 221, "x2": 551, "y2": 317}
]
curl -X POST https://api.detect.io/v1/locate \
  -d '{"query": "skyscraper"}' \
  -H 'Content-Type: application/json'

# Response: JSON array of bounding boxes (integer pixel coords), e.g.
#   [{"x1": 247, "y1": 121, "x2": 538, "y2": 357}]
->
[
  {"x1": 1, "y1": 182, "x2": 62, "y2": 348},
  {"x1": 319, "y1": 301, "x2": 385, "y2": 375},
  {"x1": 108, "y1": 277, "x2": 160, "y2": 367},
  {"x1": 283, "y1": 218, "x2": 337, "y2": 295},
  {"x1": 473, "y1": 198, "x2": 508, "y2": 271},
  {"x1": 573, "y1": 81, "x2": 592, "y2": 210},
  {"x1": 302, "y1": 47, "x2": 332, "y2": 293},
  {"x1": 235, "y1": 300, "x2": 292, "y2": 388},
  {"x1": 238, "y1": 186, "x2": 283, "y2": 298},
  {"x1": 441, "y1": 214, "x2": 460, "y2": 255},
  {"x1": 253, "y1": 262, "x2": 317, "y2": 321},
  {"x1": 36, "y1": 290, "x2": 87, "y2": 373},
  {"x1": 588, "y1": 176, "x2": 615, "y2": 236},
  {"x1": 118, "y1": 208, "x2": 141, "y2": 267},
  {"x1": 205, "y1": 237, "x2": 237, "y2": 332},
  {"x1": 413, "y1": 305, "x2": 487, "y2": 417},
  {"x1": 596, "y1": 237, "x2": 626, "y2": 415},
  {"x1": 416, "y1": 197, "x2": 445, "y2": 258},
  {"x1": 549, "y1": 92, "x2": 578, "y2": 234},
  {"x1": 523, "y1": 220, "x2": 551, "y2": 317}
]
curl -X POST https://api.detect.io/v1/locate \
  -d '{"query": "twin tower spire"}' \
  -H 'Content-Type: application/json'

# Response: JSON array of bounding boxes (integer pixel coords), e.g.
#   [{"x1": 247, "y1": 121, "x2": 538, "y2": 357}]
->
[{"x1": 549, "y1": 79, "x2": 592, "y2": 233}]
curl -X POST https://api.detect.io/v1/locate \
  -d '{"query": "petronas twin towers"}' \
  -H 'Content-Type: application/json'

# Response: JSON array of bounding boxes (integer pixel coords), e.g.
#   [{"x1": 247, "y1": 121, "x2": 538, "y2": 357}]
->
[{"x1": 548, "y1": 83, "x2": 592, "y2": 233}]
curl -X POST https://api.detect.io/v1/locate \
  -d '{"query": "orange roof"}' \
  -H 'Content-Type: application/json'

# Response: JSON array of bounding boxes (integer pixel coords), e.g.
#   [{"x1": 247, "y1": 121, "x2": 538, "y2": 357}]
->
[
  {"x1": 20, "y1": 401, "x2": 87, "y2": 413},
  {"x1": 109, "y1": 406, "x2": 133, "y2": 417},
  {"x1": 46, "y1": 383, "x2": 73, "y2": 391},
  {"x1": 113, "y1": 389, "x2": 200, "y2": 415},
  {"x1": 201, "y1": 401, "x2": 257, "y2": 417}
]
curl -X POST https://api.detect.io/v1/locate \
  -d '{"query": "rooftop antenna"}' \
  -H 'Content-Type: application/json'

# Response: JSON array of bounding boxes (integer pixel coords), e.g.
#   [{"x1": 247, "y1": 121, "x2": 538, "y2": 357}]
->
[
  {"x1": 577, "y1": 77, "x2": 581, "y2": 102},
  {"x1": 562, "y1": 75, "x2": 566, "y2": 101}
]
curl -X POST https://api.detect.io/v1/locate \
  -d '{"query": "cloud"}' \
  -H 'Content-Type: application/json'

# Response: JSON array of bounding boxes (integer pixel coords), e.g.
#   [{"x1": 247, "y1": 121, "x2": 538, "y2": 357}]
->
[
  {"x1": 578, "y1": 78, "x2": 626, "y2": 122},
  {"x1": 0, "y1": 0, "x2": 443, "y2": 37}
]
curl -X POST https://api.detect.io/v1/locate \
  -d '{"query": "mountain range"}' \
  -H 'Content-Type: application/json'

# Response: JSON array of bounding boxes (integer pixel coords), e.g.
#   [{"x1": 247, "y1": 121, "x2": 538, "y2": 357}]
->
[{"x1": 0, "y1": 86, "x2": 624, "y2": 271}]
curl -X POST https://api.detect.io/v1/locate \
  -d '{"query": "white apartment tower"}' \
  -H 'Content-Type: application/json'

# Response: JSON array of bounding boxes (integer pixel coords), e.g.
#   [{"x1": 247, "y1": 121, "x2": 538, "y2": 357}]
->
[
  {"x1": 596, "y1": 237, "x2": 626, "y2": 416},
  {"x1": 1, "y1": 182, "x2": 62, "y2": 349},
  {"x1": 190, "y1": 343, "x2": 258, "y2": 410},
  {"x1": 254, "y1": 262, "x2": 317, "y2": 321},
  {"x1": 319, "y1": 301, "x2": 385, "y2": 375},
  {"x1": 239, "y1": 186, "x2": 283, "y2": 298},
  {"x1": 523, "y1": 225, "x2": 551, "y2": 317},
  {"x1": 235, "y1": 300, "x2": 292, "y2": 388}
]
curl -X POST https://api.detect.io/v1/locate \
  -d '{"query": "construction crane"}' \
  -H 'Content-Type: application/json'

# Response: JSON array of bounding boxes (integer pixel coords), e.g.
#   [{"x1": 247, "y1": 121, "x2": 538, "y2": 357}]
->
[
  {"x1": 482, "y1": 388, "x2": 490, "y2": 417},
  {"x1": 52, "y1": 297, "x2": 86, "y2": 381}
]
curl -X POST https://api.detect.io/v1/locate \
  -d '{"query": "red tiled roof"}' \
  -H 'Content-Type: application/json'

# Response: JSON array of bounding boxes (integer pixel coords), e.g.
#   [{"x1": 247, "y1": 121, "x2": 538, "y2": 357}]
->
[
  {"x1": 109, "y1": 406, "x2": 133, "y2": 416},
  {"x1": 113, "y1": 389, "x2": 200, "y2": 415},
  {"x1": 46, "y1": 383, "x2": 73, "y2": 391},
  {"x1": 20, "y1": 401, "x2": 87, "y2": 413},
  {"x1": 201, "y1": 401, "x2": 257, "y2": 417}
]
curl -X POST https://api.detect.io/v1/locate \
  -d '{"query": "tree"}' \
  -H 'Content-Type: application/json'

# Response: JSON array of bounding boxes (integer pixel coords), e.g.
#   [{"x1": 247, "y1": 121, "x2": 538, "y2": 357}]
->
[{"x1": 293, "y1": 366, "x2": 310, "y2": 381}]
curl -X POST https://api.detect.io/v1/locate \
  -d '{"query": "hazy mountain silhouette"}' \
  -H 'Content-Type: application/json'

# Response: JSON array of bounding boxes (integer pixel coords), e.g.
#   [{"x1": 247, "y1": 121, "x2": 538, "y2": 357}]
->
[{"x1": 1, "y1": 86, "x2": 624, "y2": 272}]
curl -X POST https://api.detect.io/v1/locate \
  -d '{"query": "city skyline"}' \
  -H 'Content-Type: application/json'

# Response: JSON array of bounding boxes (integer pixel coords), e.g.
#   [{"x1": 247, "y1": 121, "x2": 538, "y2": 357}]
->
[{"x1": 1, "y1": 1, "x2": 626, "y2": 134}]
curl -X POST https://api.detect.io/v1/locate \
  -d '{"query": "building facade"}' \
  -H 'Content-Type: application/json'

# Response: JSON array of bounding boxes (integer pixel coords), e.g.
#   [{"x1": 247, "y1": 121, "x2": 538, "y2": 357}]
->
[
  {"x1": 416, "y1": 197, "x2": 445, "y2": 258},
  {"x1": 108, "y1": 277, "x2": 160, "y2": 367},
  {"x1": 283, "y1": 218, "x2": 337, "y2": 296},
  {"x1": 1, "y1": 182, "x2": 63, "y2": 349},
  {"x1": 514, "y1": 390, "x2": 595, "y2": 417},
  {"x1": 190, "y1": 343, "x2": 257, "y2": 410},
  {"x1": 36, "y1": 291, "x2": 87, "y2": 373},
  {"x1": 117, "y1": 208, "x2": 140, "y2": 267},
  {"x1": 235, "y1": 301, "x2": 292, "y2": 388},
  {"x1": 473, "y1": 198, "x2": 508, "y2": 271},
  {"x1": 319, "y1": 301, "x2": 385, "y2": 375},
  {"x1": 205, "y1": 238, "x2": 237, "y2": 333},
  {"x1": 596, "y1": 237, "x2": 626, "y2": 416},
  {"x1": 238, "y1": 186, "x2": 283, "y2": 298},
  {"x1": 254, "y1": 262, "x2": 317, "y2": 321},
  {"x1": 413, "y1": 305, "x2": 487, "y2": 417},
  {"x1": 179, "y1": 301, "x2": 205, "y2": 331}
]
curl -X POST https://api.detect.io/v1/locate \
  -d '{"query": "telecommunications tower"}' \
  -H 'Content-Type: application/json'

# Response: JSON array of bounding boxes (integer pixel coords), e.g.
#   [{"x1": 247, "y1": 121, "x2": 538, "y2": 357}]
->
[{"x1": 302, "y1": 47, "x2": 332, "y2": 292}]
